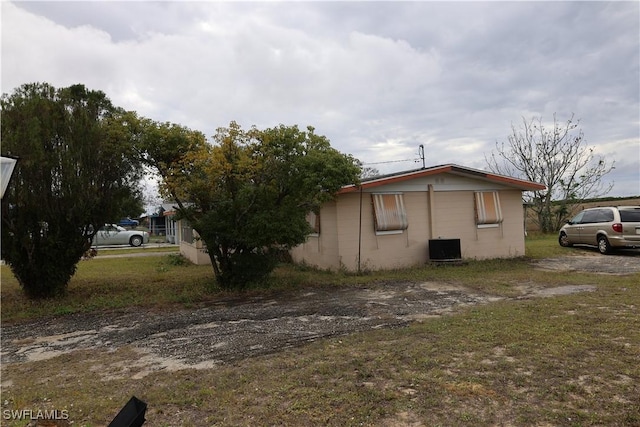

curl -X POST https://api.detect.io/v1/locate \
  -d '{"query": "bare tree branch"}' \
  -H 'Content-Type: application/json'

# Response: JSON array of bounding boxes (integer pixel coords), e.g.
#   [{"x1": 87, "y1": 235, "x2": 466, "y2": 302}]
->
[{"x1": 485, "y1": 114, "x2": 615, "y2": 232}]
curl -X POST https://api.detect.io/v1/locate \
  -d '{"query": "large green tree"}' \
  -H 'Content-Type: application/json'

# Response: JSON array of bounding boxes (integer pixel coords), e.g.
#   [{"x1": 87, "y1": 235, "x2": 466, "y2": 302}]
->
[
  {"x1": 1, "y1": 83, "x2": 143, "y2": 298},
  {"x1": 117, "y1": 189, "x2": 146, "y2": 220},
  {"x1": 141, "y1": 121, "x2": 361, "y2": 288},
  {"x1": 486, "y1": 114, "x2": 614, "y2": 232}
]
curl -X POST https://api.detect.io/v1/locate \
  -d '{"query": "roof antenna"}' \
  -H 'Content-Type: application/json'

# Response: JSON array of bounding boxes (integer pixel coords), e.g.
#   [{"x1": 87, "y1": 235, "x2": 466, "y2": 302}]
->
[{"x1": 418, "y1": 144, "x2": 425, "y2": 169}]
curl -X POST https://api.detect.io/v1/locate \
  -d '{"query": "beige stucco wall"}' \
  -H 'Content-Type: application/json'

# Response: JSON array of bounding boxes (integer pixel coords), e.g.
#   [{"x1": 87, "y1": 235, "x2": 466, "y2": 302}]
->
[
  {"x1": 180, "y1": 240, "x2": 212, "y2": 265},
  {"x1": 335, "y1": 191, "x2": 432, "y2": 271},
  {"x1": 291, "y1": 187, "x2": 527, "y2": 272},
  {"x1": 290, "y1": 200, "x2": 340, "y2": 269},
  {"x1": 432, "y1": 190, "x2": 525, "y2": 259},
  {"x1": 179, "y1": 177, "x2": 530, "y2": 270},
  {"x1": 176, "y1": 220, "x2": 212, "y2": 265},
  {"x1": 291, "y1": 192, "x2": 434, "y2": 271}
]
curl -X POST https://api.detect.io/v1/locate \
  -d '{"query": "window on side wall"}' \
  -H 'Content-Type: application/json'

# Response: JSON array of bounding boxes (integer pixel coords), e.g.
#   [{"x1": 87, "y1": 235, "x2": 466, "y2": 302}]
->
[
  {"x1": 372, "y1": 193, "x2": 408, "y2": 234},
  {"x1": 474, "y1": 191, "x2": 503, "y2": 228},
  {"x1": 306, "y1": 211, "x2": 320, "y2": 236}
]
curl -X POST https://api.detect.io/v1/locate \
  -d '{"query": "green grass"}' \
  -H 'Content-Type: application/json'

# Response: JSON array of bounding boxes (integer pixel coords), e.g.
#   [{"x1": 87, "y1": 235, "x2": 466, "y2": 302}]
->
[
  {"x1": 92, "y1": 245, "x2": 179, "y2": 256},
  {"x1": 2, "y1": 234, "x2": 639, "y2": 426},
  {"x1": 0, "y1": 255, "x2": 215, "y2": 322},
  {"x1": 0, "y1": 234, "x2": 615, "y2": 322},
  {"x1": 3, "y1": 278, "x2": 639, "y2": 426},
  {"x1": 525, "y1": 231, "x2": 567, "y2": 258}
]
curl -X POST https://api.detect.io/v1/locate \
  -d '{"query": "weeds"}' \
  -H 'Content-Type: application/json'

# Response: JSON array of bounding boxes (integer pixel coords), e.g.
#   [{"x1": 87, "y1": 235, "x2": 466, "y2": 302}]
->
[
  {"x1": 2, "y1": 235, "x2": 639, "y2": 426},
  {"x1": 0, "y1": 235, "x2": 630, "y2": 323},
  {"x1": 165, "y1": 253, "x2": 189, "y2": 266},
  {"x1": 4, "y1": 277, "x2": 638, "y2": 426}
]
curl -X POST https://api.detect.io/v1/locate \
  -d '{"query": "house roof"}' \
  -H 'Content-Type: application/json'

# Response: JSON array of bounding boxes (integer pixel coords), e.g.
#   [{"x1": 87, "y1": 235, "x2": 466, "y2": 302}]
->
[{"x1": 338, "y1": 164, "x2": 546, "y2": 194}]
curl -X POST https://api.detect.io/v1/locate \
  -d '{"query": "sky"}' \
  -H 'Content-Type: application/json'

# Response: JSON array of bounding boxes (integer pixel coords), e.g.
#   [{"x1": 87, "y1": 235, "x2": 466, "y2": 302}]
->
[{"x1": 2, "y1": 1, "x2": 639, "y2": 197}]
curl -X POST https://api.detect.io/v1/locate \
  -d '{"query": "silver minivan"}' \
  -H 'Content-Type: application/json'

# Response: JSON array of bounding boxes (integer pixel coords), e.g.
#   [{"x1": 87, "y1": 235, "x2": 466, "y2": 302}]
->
[{"x1": 558, "y1": 206, "x2": 640, "y2": 254}]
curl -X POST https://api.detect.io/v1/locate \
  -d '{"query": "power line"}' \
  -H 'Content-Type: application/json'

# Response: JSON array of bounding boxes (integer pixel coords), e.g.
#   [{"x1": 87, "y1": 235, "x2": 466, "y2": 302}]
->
[
  {"x1": 362, "y1": 158, "x2": 417, "y2": 166},
  {"x1": 364, "y1": 145, "x2": 427, "y2": 167}
]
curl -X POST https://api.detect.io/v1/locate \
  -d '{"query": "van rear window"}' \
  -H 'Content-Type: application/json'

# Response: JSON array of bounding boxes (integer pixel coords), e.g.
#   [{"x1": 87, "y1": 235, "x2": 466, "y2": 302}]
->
[{"x1": 620, "y1": 210, "x2": 640, "y2": 222}]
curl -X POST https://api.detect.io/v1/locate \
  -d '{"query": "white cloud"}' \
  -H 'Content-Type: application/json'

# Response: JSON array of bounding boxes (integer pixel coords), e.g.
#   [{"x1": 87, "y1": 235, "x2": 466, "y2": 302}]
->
[{"x1": 2, "y1": 1, "x2": 638, "y2": 197}]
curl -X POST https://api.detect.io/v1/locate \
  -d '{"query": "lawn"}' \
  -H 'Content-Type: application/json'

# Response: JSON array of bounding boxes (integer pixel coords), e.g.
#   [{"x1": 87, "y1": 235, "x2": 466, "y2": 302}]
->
[
  {"x1": 0, "y1": 233, "x2": 571, "y2": 323},
  {"x1": 1, "y1": 235, "x2": 639, "y2": 426}
]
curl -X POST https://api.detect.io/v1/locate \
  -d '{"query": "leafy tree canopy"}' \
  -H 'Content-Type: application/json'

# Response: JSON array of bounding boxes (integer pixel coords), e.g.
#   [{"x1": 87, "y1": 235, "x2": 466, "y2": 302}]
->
[
  {"x1": 142, "y1": 121, "x2": 361, "y2": 288},
  {"x1": 116, "y1": 189, "x2": 145, "y2": 221},
  {"x1": 1, "y1": 82, "x2": 143, "y2": 298}
]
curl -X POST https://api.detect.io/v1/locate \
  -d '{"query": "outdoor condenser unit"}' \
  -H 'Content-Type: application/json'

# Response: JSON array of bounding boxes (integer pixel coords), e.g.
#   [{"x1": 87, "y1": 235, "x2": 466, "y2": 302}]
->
[{"x1": 428, "y1": 238, "x2": 462, "y2": 262}]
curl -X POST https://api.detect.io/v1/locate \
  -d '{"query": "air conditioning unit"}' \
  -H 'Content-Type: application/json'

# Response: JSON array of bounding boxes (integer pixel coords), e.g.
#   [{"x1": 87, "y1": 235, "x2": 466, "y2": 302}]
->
[{"x1": 428, "y1": 238, "x2": 462, "y2": 262}]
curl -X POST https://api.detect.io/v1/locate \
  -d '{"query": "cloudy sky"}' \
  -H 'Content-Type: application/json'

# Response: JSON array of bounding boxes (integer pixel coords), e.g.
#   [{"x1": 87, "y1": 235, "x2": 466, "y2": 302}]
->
[{"x1": 2, "y1": 1, "x2": 639, "y2": 197}]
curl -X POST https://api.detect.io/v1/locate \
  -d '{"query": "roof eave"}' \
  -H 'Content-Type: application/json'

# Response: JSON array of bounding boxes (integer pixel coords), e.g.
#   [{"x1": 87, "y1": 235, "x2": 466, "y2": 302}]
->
[{"x1": 338, "y1": 164, "x2": 546, "y2": 194}]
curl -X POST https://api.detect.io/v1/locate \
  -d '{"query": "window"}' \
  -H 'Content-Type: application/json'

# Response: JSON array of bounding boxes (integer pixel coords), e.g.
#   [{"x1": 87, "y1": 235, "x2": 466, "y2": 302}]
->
[
  {"x1": 372, "y1": 193, "x2": 408, "y2": 233},
  {"x1": 306, "y1": 211, "x2": 320, "y2": 235},
  {"x1": 620, "y1": 208, "x2": 640, "y2": 222},
  {"x1": 474, "y1": 191, "x2": 503, "y2": 227},
  {"x1": 569, "y1": 211, "x2": 585, "y2": 224},
  {"x1": 582, "y1": 209, "x2": 613, "y2": 223}
]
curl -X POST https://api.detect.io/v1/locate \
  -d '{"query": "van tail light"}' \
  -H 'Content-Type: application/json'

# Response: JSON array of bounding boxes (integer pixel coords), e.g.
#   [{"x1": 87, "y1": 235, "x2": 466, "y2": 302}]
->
[{"x1": 612, "y1": 223, "x2": 623, "y2": 233}]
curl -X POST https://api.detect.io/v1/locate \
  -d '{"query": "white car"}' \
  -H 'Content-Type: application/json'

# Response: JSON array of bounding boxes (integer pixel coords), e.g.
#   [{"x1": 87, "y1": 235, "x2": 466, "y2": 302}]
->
[{"x1": 93, "y1": 224, "x2": 150, "y2": 247}]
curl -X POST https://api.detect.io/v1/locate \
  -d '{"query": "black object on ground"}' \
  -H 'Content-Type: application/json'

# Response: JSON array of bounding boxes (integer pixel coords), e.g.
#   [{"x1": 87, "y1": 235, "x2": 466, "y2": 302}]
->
[{"x1": 108, "y1": 396, "x2": 147, "y2": 427}]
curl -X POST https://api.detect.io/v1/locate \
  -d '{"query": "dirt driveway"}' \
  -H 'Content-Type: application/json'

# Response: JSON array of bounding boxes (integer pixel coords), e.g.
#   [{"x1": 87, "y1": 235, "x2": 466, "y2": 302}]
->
[
  {"x1": 1, "y1": 282, "x2": 495, "y2": 376},
  {"x1": 1, "y1": 252, "x2": 638, "y2": 378},
  {"x1": 531, "y1": 250, "x2": 640, "y2": 274}
]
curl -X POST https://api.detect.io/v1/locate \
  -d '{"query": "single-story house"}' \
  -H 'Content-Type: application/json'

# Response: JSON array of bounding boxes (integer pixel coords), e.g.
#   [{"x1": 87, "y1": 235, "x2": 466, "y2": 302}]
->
[
  {"x1": 290, "y1": 164, "x2": 545, "y2": 271},
  {"x1": 177, "y1": 164, "x2": 545, "y2": 269},
  {"x1": 147, "y1": 202, "x2": 180, "y2": 243},
  {"x1": 147, "y1": 201, "x2": 210, "y2": 263}
]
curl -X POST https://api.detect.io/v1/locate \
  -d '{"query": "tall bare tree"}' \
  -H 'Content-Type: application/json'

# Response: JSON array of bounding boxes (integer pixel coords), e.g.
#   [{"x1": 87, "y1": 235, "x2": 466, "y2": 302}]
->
[{"x1": 486, "y1": 114, "x2": 614, "y2": 232}]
